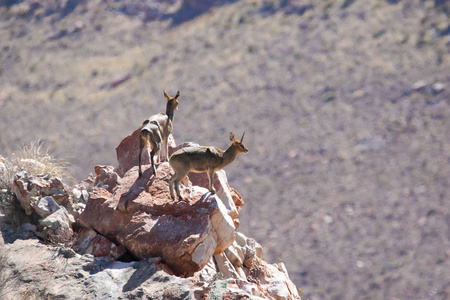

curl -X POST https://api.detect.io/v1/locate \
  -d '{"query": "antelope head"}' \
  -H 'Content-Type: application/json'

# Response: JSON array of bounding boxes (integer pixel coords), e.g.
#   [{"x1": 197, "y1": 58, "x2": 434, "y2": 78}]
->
[
  {"x1": 164, "y1": 90, "x2": 180, "y2": 111},
  {"x1": 230, "y1": 132, "x2": 249, "y2": 154}
]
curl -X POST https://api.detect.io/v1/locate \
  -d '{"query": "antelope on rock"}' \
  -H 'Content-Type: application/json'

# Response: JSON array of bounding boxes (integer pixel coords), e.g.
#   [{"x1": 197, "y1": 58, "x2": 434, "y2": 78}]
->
[
  {"x1": 139, "y1": 90, "x2": 180, "y2": 178},
  {"x1": 169, "y1": 132, "x2": 248, "y2": 200}
]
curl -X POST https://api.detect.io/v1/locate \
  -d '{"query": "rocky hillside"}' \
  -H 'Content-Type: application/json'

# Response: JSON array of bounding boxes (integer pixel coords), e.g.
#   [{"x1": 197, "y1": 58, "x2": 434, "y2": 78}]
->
[{"x1": 1, "y1": 0, "x2": 450, "y2": 299}]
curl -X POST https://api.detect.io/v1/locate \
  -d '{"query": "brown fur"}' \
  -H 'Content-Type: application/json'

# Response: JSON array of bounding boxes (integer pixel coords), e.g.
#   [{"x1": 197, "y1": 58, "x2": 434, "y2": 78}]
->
[
  {"x1": 139, "y1": 90, "x2": 180, "y2": 177},
  {"x1": 169, "y1": 132, "x2": 248, "y2": 200}
]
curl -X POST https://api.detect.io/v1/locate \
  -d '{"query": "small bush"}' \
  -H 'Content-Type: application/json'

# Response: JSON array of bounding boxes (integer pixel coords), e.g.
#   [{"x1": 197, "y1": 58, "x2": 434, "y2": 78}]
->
[
  {"x1": 0, "y1": 140, "x2": 72, "y2": 191},
  {"x1": 0, "y1": 140, "x2": 73, "y2": 224}
]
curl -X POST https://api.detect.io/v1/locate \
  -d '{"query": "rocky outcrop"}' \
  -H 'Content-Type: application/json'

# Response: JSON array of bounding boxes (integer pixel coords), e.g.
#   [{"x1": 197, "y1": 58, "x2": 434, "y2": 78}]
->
[
  {"x1": 0, "y1": 129, "x2": 300, "y2": 299},
  {"x1": 79, "y1": 162, "x2": 236, "y2": 277}
]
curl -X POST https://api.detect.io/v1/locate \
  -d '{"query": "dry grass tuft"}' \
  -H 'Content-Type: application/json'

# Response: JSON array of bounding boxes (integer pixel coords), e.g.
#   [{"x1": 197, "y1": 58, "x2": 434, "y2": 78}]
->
[{"x1": 0, "y1": 140, "x2": 73, "y2": 191}]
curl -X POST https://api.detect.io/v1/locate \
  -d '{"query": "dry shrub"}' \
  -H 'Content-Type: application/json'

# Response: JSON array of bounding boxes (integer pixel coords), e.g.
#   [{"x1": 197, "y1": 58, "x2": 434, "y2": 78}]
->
[
  {"x1": 0, "y1": 140, "x2": 72, "y2": 191},
  {"x1": 0, "y1": 140, "x2": 73, "y2": 224}
]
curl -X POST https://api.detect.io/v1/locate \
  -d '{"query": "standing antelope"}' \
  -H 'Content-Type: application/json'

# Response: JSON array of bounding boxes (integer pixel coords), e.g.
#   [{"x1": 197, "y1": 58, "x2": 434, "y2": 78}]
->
[
  {"x1": 169, "y1": 132, "x2": 248, "y2": 200},
  {"x1": 139, "y1": 90, "x2": 180, "y2": 177}
]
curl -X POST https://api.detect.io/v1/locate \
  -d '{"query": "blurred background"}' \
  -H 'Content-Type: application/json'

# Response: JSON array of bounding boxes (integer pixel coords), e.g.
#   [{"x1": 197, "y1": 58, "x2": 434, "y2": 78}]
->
[{"x1": 0, "y1": 0, "x2": 449, "y2": 299}]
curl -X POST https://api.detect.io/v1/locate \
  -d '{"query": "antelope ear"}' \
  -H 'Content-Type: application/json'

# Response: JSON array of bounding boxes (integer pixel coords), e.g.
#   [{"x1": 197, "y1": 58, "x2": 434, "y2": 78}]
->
[
  {"x1": 175, "y1": 91, "x2": 180, "y2": 99},
  {"x1": 229, "y1": 132, "x2": 235, "y2": 141},
  {"x1": 163, "y1": 90, "x2": 170, "y2": 100}
]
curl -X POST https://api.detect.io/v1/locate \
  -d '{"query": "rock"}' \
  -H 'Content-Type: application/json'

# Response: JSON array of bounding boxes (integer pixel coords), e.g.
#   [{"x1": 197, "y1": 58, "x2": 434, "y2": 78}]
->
[
  {"x1": 72, "y1": 186, "x2": 89, "y2": 204},
  {"x1": 411, "y1": 80, "x2": 428, "y2": 92},
  {"x1": 78, "y1": 187, "x2": 133, "y2": 241},
  {"x1": 13, "y1": 171, "x2": 73, "y2": 216},
  {"x1": 110, "y1": 72, "x2": 132, "y2": 88},
  {"x1": 210, "y1": 232, "x2": 299, "y2": 300},
  {"x1": 0, "y1": 238, "x2": 169, "y2": 299},
  {"x1": 11, "y1": 171, "x2": 77, "y2": 242},
  {"x1": 249, "y1": 259, "x2": 299, "y2": 300},
  {"x1": 205, "y1": 278, "x2": 270, "y2": 299},
  {"x1": 31, "y1": 196, "x2": 60, "y2": 218},
  {"x1": 187, "y1": 169, "x2": 243, "y2": 227},
  {"x1": 39, "y1": 207, "x2": 73, "y2": 244},
  {"x1": 431, "y1": 82, "x2": 445, "y2": 95},
  {"x1": 117, "y1": 211, "x2": 216, "y2": 276},
  {"x1": 214, "y1": 251, "x2": 246, "y2": 280},
  {"x1": 80, "y1": 162, "x2": 235, "y2": 276},
  {"x1": 115, "y1": 127, "x2": 176, "y2": 177},
  {"x1": 13, "y1": 171, "x2": 33, "y2": 215},
  {"x1": 93, "y1": 165, "x2": 120, "y2": 192},
  {"x1": 1, "y1": 235, "x2": 300, "y2": 300},
  {"x1": 74, "y1": 228, "x2": 126, "y2": 259},
  {"x1": 76, "y1": 172, "x2": 96, "y2": 192}
]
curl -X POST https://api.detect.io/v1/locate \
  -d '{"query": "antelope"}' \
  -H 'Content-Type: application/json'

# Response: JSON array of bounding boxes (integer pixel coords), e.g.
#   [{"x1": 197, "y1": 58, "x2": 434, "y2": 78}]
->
[
  {"x1": 139, "y1": 90, "x2": 180, "y2": 177},
  {"x1": 169, "y1": 132, "x2": 248, "y2": 200}
]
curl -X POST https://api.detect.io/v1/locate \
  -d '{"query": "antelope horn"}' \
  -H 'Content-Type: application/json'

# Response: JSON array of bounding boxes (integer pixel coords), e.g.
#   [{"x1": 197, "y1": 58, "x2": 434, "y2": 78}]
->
[{"x1": 240, "y1": 132, "x2": 245, "y2": 142}]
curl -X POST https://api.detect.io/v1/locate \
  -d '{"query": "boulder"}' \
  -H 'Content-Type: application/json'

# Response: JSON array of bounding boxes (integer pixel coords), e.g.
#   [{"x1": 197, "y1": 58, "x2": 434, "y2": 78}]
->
[
  {"x1": 78, "y1": 162, "x2": 235, "y2": 276},
  {"x1": 115, "y1": 127, "x2": 176, "y2": 177},
  {"x1": 117, "y1": 211, "x2": 216, "y2": 276},
  {"x1": 39, "y1": 206, "x2": 73, "y2": 244}
]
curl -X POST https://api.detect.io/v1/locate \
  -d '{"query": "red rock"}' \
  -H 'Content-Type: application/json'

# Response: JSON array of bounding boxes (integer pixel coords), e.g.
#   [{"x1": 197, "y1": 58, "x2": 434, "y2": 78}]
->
[
  {"x1": 79, "y1": 159, "x2": 235, "y2": 276},
  {"x1": 115, "y1": 163, "x2": 195, "y2": 215},
  {"x1": 75, "y1": 228, "x2": 126, "y2": 259},
  {"x1": 78, "y1": 188, "x2": 132, "y2": 242},
  {"x1": 116, "y1": 211, "x2": 215, "y2": 276},
  {"x1": 115, "y1": 134, "x2": 242, "y2": 224},
  {"x1": 115, "y1": 127, "x2": 176, "y2": 177},
  {"x1": 94, "y1": 165, "x2": 120, "y2": 192}
]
